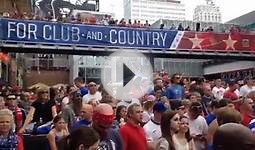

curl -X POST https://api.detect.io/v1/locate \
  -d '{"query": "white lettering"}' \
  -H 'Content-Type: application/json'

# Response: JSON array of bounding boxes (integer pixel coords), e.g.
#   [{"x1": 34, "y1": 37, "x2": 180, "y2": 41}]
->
[
  {"x1": 61, "y1": 26, "x2": 69, "y2": 41},
  {"x1": 43, "y1": 25, "x2": 52, "y2": 40},
  {"x1": 53, "y1": 25, "x2": 60, "y2": 41},
  {"x1": 7, "y1": 22, "x2": 16, "y2": 38},
  {"x1": 28, "y1": 24, "x2": 37, "y2": 40},
  {"x1": 136, "y1": 31, "x2": 144, "y2": 45},
  {"x1": 17, "y1": 23, "x2": 26, "y2": 39},
  {"x1": 160, "y1": 32, "x2": 167, "y2": 47},
  {"x1": 87, "y1": 31, "x2": 92, "y2": 39},
  {"x1": 110, "y1": 30, "x2": 117, "y2": 44},
  {"x1": 118, "y1": 30, "x2": 126, "y2": 44},
  {"x1": 152, "y1": 32, "x2": 160, "y2": 46},
  {"x1": 127, "y1": 30, "x2": 135, "y2": 45},
  {"x1": 72, "y1": 27, "x2": 80, "y2": 42}
]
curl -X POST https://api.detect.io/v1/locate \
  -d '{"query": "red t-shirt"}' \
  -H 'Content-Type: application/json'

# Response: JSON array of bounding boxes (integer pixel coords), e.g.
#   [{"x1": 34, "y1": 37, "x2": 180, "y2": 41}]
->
[
  {"x1": 120, "y1": 122, "x2": 147, "y2": 150},
  {"x1": 242, "y1": 113, "x2": 254, "y2": 127}
]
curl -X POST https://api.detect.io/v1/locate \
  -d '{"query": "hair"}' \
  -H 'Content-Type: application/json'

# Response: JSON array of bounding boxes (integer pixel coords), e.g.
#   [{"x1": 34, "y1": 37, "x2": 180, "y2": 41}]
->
[
  {"x1": 59, "y1": 126, "x2": 99, "y2": 150},
  {"x1": 49, "y1": 87, "x2": 56, "y2": 100},
  {"x1": 143, "y1": 100, "x2": 155, "y2": 111},
  {"x1": 74, "y1": 77, "x2": 84, "y2": 84},
  {"x1": 0, "y1": 109, "x2": 14, "y2": 131},
  {"x1": 127, "y1": 103, "x2": 140, "y2": 117},
  {"x1": 180, "y1": 115, "x2": 192, "y2": 142},
  {"x1": 189, "y1": 102, "x2": 202, "y2": 118},
  {"x1": 216, "y1": 107, "x2": 241, "y2": 126},
  {"x1": 71, "y1": 96, "x2": 82, "y2": 116},
  {"x1": 160, "y1": 111, "x2": 178, "y2": 150},
  {"x1": 116, "y1": 105, "x2": 127, "y2": 122},
  {"x1": 53, "y1": 115, "x2": 63, "y2": 124}
]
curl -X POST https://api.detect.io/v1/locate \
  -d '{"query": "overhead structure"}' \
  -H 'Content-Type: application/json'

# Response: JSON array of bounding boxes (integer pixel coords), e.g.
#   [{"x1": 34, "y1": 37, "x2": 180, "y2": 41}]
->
[{"x1": 1, "y1": 18, "x2": 255, "y2": 60}]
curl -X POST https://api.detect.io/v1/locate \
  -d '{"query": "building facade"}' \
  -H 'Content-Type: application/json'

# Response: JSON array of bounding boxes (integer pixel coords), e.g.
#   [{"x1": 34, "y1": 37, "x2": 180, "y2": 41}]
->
[
  {"x1": 124, "y1": 0, "x2": 185, "y2": 24},
  {"x1": 193, "y1": 0, "x2": 221, "y2": 23}
]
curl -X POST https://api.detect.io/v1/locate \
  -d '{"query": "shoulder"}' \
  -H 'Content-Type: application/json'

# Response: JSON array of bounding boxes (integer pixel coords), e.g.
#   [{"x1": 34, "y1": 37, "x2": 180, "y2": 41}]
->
[{"x1": 156, "y1": 137, "x2": 169, "y2": 150}]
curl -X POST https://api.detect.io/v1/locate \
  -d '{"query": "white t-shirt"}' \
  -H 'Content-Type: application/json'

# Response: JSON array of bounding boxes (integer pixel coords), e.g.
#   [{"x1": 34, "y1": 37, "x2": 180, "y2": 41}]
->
[
  {"x1": 82, "y1": 91, "x2": 102, "y2": 104},
  {"x1": 239, "y1": 85, "x2": 255, "y2": 97},
  {"x1": 143, "y1": 119, "x2": 161, "y2": 142},
  {"x1": 212, "y1": 86, "x2": 225, "y2": 100},
  {"x1": 189, "y1": 115, "x2": 208, "y2": 150}
]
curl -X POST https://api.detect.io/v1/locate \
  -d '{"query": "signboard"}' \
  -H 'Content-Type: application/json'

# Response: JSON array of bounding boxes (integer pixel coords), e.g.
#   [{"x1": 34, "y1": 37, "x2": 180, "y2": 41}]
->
[{"x1": 1, "y1": 18, "x2": 255, "y2": 52}]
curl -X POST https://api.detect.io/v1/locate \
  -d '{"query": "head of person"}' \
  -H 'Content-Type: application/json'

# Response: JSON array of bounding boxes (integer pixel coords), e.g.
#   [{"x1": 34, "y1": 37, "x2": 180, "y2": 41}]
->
[
  {"x1": 247, "y1": 91, "x2": 255, "y2": 101},
  {"x1": 92, "y1": 103, "x2": 115, "y2": 136},
  {"x1": 160, "y1": 111, "x2": 180, "y2": 150},
  {"x1": 240, "y1": 97, "x2": 254, "y2": 113},
  {"x1": 61, "y1": 126, "x2": 100, "y2": 150},
  {"x1": 215, "y1": 79, "x2": 222, "y2": 87},
  {"x1": 203, "y1": 84, "x2": 212, "y2": 97},
  {"x1": 153, "y1": 102, "x2": 167, "y2": 120},
  {"x1": 80, "y1": 104, "x2": 93, "y2": 121},
  {"x1": 216, "y1": 107, "x2": 241, "y2": 126},
  {"x1": 154, "y1": 86, "x2": 162, "y2": 99},
  {"x1": 179, "y1": 115, "x2": 192, "y2": 142},
  {"x1": 213, "y1": 123, "x2": 255, "y2": 150},
  {"x1": 189, "y1": 92, "x2": 201, "y2": 103},
  {"x1": 5, "y1": 95, "x2": 17, "y2": 111},
  {"x1": 100, "y1": 95, "x2": 117, "y2": 115},
  {"x1": 88, "y1": 82, "x2": 97, "y2": 94},
  {"x1": 116, "y1": 105, "x2": 127, "y2": 122},
  {"x1": 0, "y1": 96, "x2": 5, "y2": 110},
  {"x1": 53, "y1": 115, "x2": 66, "y2": 131},
  {"x1": 154, "y1": 77, "x2": 163, "y2": 87},
  {"x1": 74, "y1": 77, "x2": 84, "y2": 88},
  {"x1": 0, "y1": 109, "x2": 14, "y2": 136},
  {"x1": 245, "y1": 76, "x2": 255, "y2": 86},
  {"x1": 170, "y1": 100, "x2": 185, "y2": 116},
  {"x1": 228, "y1": 79, "x2": 238, "y2": 91},
  {"x1": 37, "y1": 88, "x2": 49, "y2": 102},
  {"x1": 143, "y1": 100, "x2": 154, "y2": 112},
  {"x1": 127, "y1": 103, "x2": 143, "y2": 125},
  {"x1": 188, "y1": 102, "x2": 203, "y2": 119},
  {"x1": 171, "y1": 73, "x2": 182, "y2": 84},
  {"x1": 208, "y1": 100, "x2": 220, "y2": 114}
]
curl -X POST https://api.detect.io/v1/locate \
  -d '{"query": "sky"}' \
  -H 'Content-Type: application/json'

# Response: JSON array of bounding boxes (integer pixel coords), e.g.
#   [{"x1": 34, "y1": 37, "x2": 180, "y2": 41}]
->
[{"x1": 98, "y1": 0, "x2": 255, "y2": 23}]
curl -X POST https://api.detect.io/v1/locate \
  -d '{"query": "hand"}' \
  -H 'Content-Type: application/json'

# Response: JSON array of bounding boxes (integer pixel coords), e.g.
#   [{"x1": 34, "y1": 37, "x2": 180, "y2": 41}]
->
[{"x1": 18, "y1": 128, "x2": 25, "y2": 134}]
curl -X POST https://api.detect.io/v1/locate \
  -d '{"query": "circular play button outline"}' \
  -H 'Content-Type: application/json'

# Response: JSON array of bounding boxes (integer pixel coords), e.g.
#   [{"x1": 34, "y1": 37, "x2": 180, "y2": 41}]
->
[{"x1": 101, "y1": 51, "x2": 153, "y2": 100}]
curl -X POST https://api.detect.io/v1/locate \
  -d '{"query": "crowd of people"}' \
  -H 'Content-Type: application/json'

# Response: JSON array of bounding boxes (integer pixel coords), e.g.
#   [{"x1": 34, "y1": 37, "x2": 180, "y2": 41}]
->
[{"x1": 0, "y1": 72, "x2": 255, "y2": 150}]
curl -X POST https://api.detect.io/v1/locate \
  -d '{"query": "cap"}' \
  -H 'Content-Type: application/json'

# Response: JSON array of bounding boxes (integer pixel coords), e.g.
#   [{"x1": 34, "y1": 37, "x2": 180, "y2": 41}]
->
[
  {"x1": 6, "y1": 94, "x2": 16, "y2": 100},
  {"x1": 153, "y1": 102, "x2": 167, "y2": 112}
]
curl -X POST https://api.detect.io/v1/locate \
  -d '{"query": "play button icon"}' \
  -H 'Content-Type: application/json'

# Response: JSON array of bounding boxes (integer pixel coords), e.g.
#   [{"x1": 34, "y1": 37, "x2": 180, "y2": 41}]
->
[{"x1": 101, "y1": 51, "x2": 153, "y2": 100}]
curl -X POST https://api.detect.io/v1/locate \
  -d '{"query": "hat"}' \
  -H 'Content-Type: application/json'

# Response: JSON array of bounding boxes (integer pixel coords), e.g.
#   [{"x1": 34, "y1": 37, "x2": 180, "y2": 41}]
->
[
  {"x1": 6, "y1": 94, "x2": 16, "y2": 100},
  {"x1": 153, "y1": 102, "x2": 167, "y2": 112}
]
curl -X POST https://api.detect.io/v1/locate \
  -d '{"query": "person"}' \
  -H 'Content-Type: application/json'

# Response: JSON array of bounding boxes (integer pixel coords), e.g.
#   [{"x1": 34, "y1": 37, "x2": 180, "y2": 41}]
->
[
  {"x1": 212, "y1": 79, "x2": 225, "y2": 101},
  {"x1": 0, "y1": 96, "x2": 6, "y2": 110},
  {"x1": 115, "y1": 105, "x2": 127, "y2": 128},
  {"x1": 82, "y1": 82, "x2": 102, "y2": 104},
  {"x1": 156, "y1": 111, "x2": 180, "y2": 150},
  {"x1": 188, "y1": 102, "x2": 208, "y2": 150},
  {"x1": 223, "y1": 79, "x2": 240, "y2": 110},
  {"x1": 19, "y1": 88, "x2": 57, "y2": 134},
  {"x1": 5, "y1": 94, "x2": 26, "y2": 132},
  {"x1": 74, "y1": 77, "x2": 88, "y2": 97},
  {"x1": 72, "y1": 104, "x2": 93, "y2": 130},
  {"x1": 92, "y1": 103, "x2": 123, "y2": 150},
  {"x1": 120, "y1": 103, "x2": 147, "y2": 150},
  {"x1": 213, "y1": 123, "x2": 255, "y2": 150},
  {"x1": 0, "y1": 109, "x2": 23, "y2": 149},
  {"x1": 239, "y1": 76, "x2": 255, "y2": 97},
  {"x1": 58, "y1": 126, "x2": 100, "y2": 150},
  {"x1": 166, "y1": 73, "x2": 185, "y2": 101},
  {"x1": 144, "y1": 102, "x2": 167, "y2": 144},
  {"x1": 47, "y1": 115, "x2": 69, "y2": 150},
  {"x1": 142, "y1": 100, "x2": 154, "y2": 124},
  {"x1": 61, "y1": 95, "x2": 82, "y2": 130},
  {"x1": 239, "y1": 97, "x2": 255, "y2": 126},
  {"x1": 172, "y1": 115, "x2": 196, "y2": 150}
]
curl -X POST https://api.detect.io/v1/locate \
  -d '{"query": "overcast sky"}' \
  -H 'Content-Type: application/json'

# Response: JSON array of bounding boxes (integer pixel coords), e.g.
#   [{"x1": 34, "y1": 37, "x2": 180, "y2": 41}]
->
[{"x1": 98, "y1": 0, "x2": 254, "y2": 23}]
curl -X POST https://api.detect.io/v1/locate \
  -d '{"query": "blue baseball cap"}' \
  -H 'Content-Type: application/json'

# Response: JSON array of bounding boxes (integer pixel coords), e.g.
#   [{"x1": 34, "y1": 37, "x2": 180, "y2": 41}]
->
[{"x1": 153, "y1": 102, "x2": 167, "y2": 112}]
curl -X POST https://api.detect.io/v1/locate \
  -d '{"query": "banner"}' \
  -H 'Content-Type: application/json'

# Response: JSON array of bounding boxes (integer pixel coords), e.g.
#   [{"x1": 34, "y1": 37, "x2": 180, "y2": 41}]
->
[
  {"x1": 0, "y1": 18, "x2": 255, "y2": 52},
  {"x1": 0, "y1": 18, "x2": 177, "y2": 49}
]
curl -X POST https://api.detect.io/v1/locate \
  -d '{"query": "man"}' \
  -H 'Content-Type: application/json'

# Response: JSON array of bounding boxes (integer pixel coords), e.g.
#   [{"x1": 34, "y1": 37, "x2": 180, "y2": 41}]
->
[
  {"x1": 213, "y1": 123, "x2": 255, "y2": 150},
  {"x1": 5, "y1": 94, "x2": 26, "y2": 132},
  {"x1": 143, "y1": 102, "x2": 167, "y2": 143},
  {"x1": 72, "y1": 104, "x2": 93, "y2": 130},
  {"x1": 224, "y1": 79, "x2": 240, "y2": 110},
  {"x1": 212, "y1": 79, "x2": 225, "y2": 101},
  {"x1": 120, "y1": 104, "x2": 147, "y2": 150},
  {"x1": 240, "y1": 76, "x2": 255, "y2": 97},
  {"x1": 82, "y1": 82, "x2": 102, "y2": 104},
  {"x1": 240, "y1": 97, "x2": 255, "y2": 126},
  {"x1": 74, "y1": 77, "x2": 88, "y2": 97},
  {"x1": 92, "y1": 103, "x2": 123, "y2": 150}
]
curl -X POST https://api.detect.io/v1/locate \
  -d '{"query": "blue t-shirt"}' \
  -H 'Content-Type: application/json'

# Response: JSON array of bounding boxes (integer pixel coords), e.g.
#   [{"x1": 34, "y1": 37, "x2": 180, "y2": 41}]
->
[
  {"x1": 72, "y1": 119, "x2": 91, "y2": 130},
  {"x1": 166, "y1": 84, "x2": 184, "y2": 100},
  {"x1": 206, "y1": 114, "x2": 216, "y2": 125},
  {"x1": 80, "y1": 87, "x2": 88, "y2": 96}
]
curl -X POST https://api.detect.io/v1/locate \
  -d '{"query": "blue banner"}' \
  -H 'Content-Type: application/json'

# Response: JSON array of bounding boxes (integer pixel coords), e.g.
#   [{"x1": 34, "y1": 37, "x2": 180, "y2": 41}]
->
[{"x1": 0, "y1": 18, "x2": 178, "y2": 49}]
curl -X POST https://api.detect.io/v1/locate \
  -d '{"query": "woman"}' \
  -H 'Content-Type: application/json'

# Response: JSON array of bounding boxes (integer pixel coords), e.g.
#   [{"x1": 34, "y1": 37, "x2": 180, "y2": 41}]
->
[
  {"x1": 47, "y1": 115, "x2": 69, "y2": 150},
  {"x1": 115, "y1": 105, "x2": 127, "y2": 127},
  {"x1": 0, "y1": 96, "x2": 6, "y2": 110},
  {"x1": 156, "y1": 111, "x2": 180, "y2": 150},
  {"x1": 19, "y1": 88, "x2": 57, "y2": 133},
  {"x1": 0, "y1": 109, "x2": 23, "y2": 150},
  {"x1": 58, "y1": 126, "x2": 100, "y2": 150},
  {"x1": 172, "y1": 115, "x2": 196, "y2": 150}
]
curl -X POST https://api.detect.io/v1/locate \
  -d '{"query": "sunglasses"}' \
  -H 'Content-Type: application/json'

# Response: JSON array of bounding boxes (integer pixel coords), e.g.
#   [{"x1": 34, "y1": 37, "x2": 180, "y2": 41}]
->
[{"x1": 174, "y1": 76, "x2": 181, "y2": 79}]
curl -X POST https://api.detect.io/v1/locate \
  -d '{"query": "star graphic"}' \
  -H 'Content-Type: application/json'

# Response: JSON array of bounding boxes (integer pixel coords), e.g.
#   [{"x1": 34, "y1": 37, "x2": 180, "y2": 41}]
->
[
  {"x1": 188, "y1": 34, "x2": 204, "y2": 49},
  {"x1": 223, "y1": 35, "x2": 237, "y2": 50}
]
